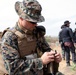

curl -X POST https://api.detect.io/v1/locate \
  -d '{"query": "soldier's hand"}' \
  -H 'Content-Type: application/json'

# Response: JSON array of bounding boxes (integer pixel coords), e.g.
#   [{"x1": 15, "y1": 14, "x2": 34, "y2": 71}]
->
[
  {"x1": 54, "y1": 51, "x2": 62, "y2": 63},
  {"x1": 41, "y1": 51, "x2": 55, "y2": 65}
]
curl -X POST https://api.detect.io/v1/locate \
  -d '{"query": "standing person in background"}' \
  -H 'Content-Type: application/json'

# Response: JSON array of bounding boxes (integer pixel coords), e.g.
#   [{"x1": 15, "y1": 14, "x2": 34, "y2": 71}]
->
[
  {"x1": 73, "y1": 28, "x2": 76, "y2": 49},
  {"x1": 59, "y1": 20, "x2": 76, "y2": 66},
  {"x1": 59, "y1": 25, "x2": 65, "y2": 60},
  {"x1": 73, "y1": 28, "x2": 76, "y2": 43},
  {"x1": 0, "y1": 0, "x2": 62, "y2": 75}
]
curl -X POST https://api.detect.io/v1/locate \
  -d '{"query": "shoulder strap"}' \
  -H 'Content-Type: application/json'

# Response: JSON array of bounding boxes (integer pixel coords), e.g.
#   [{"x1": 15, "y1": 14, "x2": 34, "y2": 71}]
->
[
  {"x1": 14, "y1": 25, "x2": 25, "y2": 39},
  {"x1": 1, "y1": 26, "x2": 24, "y2": 58}
]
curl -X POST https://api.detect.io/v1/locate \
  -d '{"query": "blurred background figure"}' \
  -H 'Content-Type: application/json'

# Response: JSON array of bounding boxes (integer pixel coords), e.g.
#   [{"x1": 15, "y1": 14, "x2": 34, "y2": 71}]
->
[
  {"x1": 59, "y1": 20, "x2": 76, "y2": 66},
  {"x1": 73, "y1": 28, "x2": 76, "y2": 43},
  {"x1": 59, "y1": 25, "x2": 65, "y2": 60}
]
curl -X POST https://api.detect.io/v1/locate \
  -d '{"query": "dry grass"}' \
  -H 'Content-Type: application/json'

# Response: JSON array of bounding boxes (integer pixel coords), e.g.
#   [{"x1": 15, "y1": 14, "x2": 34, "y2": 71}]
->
[{"x1": 50, "y1": 44, "x2": 76, "y2": 75}]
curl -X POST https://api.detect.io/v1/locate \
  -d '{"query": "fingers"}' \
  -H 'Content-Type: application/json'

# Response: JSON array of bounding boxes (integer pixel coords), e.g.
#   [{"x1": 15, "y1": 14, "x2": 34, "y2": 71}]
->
[
  {"x1": 41, "y1": 52, "x2": 55, "y2": 65},
  {"x1": 47, "y1": 51, "x2": 55, "y2": 56},
  {"x1": 46, "y1": 52, "x2": 55, "y2": 61},
  {"x1": 55, "y1": 52, "x2": 62, "y2": 63},
  {"x1": 41, "y1": 51, "x2": 62, "y2": 65},
  {"x1": 44, "y1": 52, "x2": 55, "y2": 60}
]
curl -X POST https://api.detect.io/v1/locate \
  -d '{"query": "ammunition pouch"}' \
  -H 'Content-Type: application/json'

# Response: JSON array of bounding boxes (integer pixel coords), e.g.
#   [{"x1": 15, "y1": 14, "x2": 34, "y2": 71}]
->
[{"x1": 25, "y1": 53, "x2": 37, "y2": 59}]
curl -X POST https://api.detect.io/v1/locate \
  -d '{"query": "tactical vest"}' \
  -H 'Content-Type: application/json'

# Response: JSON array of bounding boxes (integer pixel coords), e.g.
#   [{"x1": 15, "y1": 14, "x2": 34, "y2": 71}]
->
[
  {"x1": 0, "y1": 25, "x2": 45, "y2": 75},
  {"x1": 12, "y1": 28, "x2": 37, "y2": 58},
  {"x1": 10, "y1": 26, "x2": 59, "y2": 75}
]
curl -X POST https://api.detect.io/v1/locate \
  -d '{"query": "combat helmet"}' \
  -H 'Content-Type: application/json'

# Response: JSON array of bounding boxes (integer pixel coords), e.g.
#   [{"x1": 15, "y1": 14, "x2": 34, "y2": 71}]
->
[{"x1": 15, "y1": 0, "x2": 45, "y2": 23}]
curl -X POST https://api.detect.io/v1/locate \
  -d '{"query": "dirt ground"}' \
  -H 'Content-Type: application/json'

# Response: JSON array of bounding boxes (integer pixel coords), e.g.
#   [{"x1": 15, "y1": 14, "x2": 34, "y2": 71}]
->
[{"x1": 52, "y1": 44, "x2": 76, "y2": 75}]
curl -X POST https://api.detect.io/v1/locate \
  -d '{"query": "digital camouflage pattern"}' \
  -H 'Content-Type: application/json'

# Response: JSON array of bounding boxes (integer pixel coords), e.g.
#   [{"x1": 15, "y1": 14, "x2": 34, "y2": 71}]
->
[
  {"x1": 15, "y1": 0, "x2": 45, "y2": 23},
  {"x1": 1, "y1": 23, "x2": 52, "y2": 75}
]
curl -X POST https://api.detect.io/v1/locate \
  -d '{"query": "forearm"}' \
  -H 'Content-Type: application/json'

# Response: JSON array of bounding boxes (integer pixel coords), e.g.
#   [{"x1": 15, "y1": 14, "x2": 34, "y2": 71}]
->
[{"x1": 41, "y1": 37, "x2": 52, "y2": 52}]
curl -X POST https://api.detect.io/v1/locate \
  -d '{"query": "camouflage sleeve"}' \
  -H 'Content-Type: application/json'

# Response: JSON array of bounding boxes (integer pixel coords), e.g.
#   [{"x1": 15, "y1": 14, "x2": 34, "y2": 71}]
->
[
  {"x1": 1, "y1": 31, "x2": 43, "y2": 75},
  {"x1": 39, "y1": 37, "x2": 52, "y2": 52}
]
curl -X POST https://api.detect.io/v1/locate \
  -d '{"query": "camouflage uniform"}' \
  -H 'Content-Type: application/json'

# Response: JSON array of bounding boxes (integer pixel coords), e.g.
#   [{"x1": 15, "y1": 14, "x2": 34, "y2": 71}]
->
[
  {"x1": 1, "y1": 0, "x2": 52, "y2": 75},
  {"x1": 0, "y1": 0, "x2": 61, "y2": 75},
  {"x1": 1, "y1": 22, "x2": 52, "y2": 75}
]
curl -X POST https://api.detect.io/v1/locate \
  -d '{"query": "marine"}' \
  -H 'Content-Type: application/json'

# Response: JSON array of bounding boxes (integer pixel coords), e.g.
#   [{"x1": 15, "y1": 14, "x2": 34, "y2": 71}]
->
[{"x1": 0, "y1": 0, "x2": 62, "y2": 75}]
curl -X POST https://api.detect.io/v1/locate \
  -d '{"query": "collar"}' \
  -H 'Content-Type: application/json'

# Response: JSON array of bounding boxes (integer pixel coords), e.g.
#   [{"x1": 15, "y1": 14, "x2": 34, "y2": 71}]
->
[{"x1": 15, "y1": 22, "x2": 34, "y2": 35}]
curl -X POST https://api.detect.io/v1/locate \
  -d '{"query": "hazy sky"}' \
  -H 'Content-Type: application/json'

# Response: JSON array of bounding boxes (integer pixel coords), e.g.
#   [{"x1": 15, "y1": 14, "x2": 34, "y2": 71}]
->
[{"x1": 0, "y1": 0, "x2": 76, "y2": 36}]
